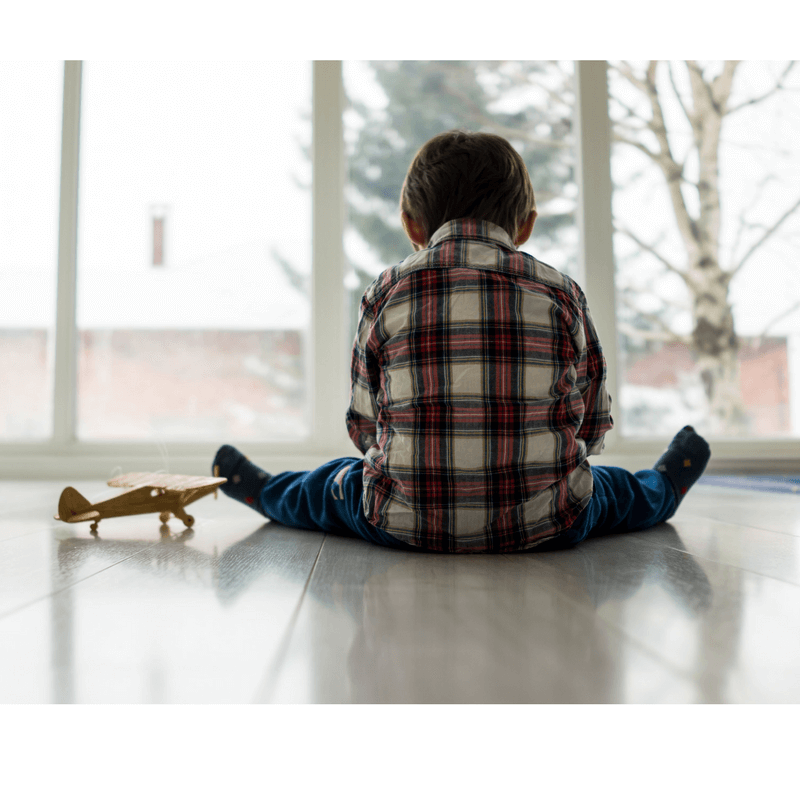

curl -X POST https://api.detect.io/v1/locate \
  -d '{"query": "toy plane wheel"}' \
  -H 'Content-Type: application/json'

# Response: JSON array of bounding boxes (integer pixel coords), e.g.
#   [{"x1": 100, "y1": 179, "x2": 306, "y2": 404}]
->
[
  {"x1": 90, "y1": 522, "x2": 99, "y2": 535},
  {"x1": 184, "y1": 515, "x2": 195, "y2": 528},
  {"x1": 159, "y1": 511, "x2": 172, "y2": 523}
]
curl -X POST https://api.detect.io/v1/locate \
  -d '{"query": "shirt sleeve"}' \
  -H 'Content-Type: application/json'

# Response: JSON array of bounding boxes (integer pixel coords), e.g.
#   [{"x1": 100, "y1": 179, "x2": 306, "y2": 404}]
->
[
  {"x1": 346, "y1": 291, "x2": 380, "y2": 455},
  {"x1": 575, "y1": 296, "x2": 614, "y2": 456}
]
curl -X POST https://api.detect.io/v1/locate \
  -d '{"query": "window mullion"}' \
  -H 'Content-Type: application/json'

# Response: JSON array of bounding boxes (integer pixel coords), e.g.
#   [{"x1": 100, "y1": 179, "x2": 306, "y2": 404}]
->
[
  {"x1": 52, "y1": 60, "x2": 82, "y2": 448},
  {"x1": 311, "y1": 61, "x2": 350, "y2": 453},
  {"x1": 574, "y1": 60, "x2": 619, "y2": 452}
]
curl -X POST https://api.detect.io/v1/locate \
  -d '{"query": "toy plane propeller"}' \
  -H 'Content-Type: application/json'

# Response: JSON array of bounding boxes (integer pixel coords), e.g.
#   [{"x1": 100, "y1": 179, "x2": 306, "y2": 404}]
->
[{"x1": 54, "y1": 472, "x2": 227, "y2": 534}]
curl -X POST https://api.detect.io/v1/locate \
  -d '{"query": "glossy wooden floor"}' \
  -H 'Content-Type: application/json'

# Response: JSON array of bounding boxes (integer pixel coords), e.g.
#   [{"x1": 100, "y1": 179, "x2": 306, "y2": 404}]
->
[{"x1": 2, "y1": 478, "x2": 800, "y2": 703}]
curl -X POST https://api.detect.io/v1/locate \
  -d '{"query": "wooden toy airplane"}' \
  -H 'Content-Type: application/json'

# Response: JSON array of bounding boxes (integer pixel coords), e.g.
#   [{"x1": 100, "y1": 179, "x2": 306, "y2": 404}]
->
[{"x1": 54, "y1": 472, "x2": 227, "y2": 533}]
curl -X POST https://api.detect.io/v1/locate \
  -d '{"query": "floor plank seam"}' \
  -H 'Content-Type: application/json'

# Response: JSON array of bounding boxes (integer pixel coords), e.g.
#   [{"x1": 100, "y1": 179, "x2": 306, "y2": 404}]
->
[
  {"x1": 0, "y1": 538, "x2": 171, "y2": 624},
  {"x1": 0, "y1": 521, "x2": 75, "y2": 546},
  {"x1": 684, "y1": 512, "x2": 800, "y2": 539},
  {"x1": 627, "y1": 530, "x2": 800, "y2": 589},
  {"x1": 249, "y1": 535, "x2": 327, "y2": 704}
]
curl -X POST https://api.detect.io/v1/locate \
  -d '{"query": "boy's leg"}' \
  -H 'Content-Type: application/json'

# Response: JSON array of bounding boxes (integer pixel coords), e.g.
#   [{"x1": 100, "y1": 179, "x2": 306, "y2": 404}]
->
[
  {"x1": 581, "y1": 425, "x2": 711, "y2": 543},
  {"x1": 256, "y1": 458, "x2": 360, "y2": 532},
  {"x1": 213, "y1": 444, "x2": 272, "y2": 510},
  {"x1": 536, "y1": 425, "x2": 710, "y2": 549},
  {"x1": 212, "y1": 446, "x2": 412, "y2": 549},
  {"x1": 532, "y1": 466, "x2": 675, "y2": 551},
  {"x1": 260, "y1": 458, "x2": 415, "y2": 549},
  {"x1": 582, "y1": 465, "x2": 677, "y2": 539}
]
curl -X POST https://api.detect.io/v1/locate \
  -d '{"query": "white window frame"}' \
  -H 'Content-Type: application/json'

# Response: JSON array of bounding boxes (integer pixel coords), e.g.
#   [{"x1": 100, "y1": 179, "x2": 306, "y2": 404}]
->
[{"x1": 2, "y1": 60, "x2": 797, "y2": 479}]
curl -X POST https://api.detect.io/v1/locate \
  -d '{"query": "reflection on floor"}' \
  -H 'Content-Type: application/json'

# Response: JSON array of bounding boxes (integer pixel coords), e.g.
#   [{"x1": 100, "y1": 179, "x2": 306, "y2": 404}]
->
[
  {"x1": 2, "y1": 478, "x2": 800, "y2": 703},
  {"x1": 698, "y1": 474, "x2": 800, "y2": 494}
]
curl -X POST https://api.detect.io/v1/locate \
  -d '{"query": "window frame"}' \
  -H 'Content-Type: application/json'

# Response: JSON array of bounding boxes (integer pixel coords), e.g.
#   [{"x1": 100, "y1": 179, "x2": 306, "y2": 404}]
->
[{"x1": 2, "y1": 60, "x2": 797, "y2": 479}]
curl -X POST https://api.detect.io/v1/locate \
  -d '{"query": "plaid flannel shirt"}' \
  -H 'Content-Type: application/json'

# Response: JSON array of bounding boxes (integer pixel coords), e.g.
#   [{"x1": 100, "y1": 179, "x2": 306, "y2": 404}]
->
[{"x1": 346, "y1": 219, "x2": 613, "y2": 552}]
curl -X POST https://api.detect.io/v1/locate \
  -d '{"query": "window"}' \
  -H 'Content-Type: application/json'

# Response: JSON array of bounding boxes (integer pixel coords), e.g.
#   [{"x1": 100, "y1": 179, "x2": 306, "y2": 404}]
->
[
  {"x1": 4, "y1": 61, "x2": 800, "y2": 478},
  {"x1": 0, "y1": 61, "x2": 63, "y2": 441},
  {"x1": 609, "y1": 61, "x2": 800, "y2": 439},
  {"x1": 75, "y1": 62, "x2": 312, "y2": 441}
]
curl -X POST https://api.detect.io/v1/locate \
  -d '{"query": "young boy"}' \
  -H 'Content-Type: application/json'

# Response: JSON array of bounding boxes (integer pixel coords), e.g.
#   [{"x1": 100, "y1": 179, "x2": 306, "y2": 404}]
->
[{"x1": 213, "y1": 130, "x2": 710, "y2": 553}]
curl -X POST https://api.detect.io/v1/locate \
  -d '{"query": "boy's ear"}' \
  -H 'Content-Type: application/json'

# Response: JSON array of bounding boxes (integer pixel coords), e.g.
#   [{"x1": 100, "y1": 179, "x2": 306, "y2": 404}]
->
[
  {"x1": 401, "y1": 211, "x2": 428, "y2": 250},
  {"x1": 514, "y1": 210, "x2": 537, "y2": 246}
]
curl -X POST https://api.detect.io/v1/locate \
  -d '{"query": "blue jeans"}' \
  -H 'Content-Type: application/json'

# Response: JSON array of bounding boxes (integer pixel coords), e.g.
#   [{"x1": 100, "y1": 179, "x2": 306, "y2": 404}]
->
[
  {"x1": 529, "y1": 465, "x2": 677, "y2": 551},
  {"x1": 258, "y1": 459, "x2": 676, "y2": 552},
  {"x1": 259, "y1": 458, "x2": 414, "y2": 549}
]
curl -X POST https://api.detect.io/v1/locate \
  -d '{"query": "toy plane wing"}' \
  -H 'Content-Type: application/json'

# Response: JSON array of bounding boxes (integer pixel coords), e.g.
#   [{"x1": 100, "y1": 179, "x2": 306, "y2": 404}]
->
[{"x1": 107, "y1": 472, "x2": 227, "y2": 491}]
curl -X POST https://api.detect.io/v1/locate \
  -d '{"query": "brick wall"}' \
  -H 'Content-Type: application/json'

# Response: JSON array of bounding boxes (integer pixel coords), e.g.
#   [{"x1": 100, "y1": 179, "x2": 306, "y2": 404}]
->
[
  {"x1": 0, "y1": 329, "x2": 307, "y2": 440},
  {"x1": 2, "y1": 329, "x2": 793, "y2": 439},
  {"x1": 625, "y1": 337, "x2": 790, "y2": 435}
]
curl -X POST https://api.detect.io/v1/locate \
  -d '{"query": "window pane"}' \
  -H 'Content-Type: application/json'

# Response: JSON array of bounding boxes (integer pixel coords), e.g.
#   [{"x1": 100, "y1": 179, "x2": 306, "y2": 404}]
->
[
  {"x1": 610, "y1": 61, "x2": 800, "y2": 438},
  {"x1": 343, "y1": 61, "x2": 577, "y2": 344},
  {"x1": 0, "y1": 61, "x2": 63, "y2": 440},
  {"x1": 76, "y1": 62, "x2": 311, "y2": 441}
]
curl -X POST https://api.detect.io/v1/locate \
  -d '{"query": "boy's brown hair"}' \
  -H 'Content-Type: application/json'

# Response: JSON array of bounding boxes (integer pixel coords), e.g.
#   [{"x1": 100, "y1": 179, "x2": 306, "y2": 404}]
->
[{"x1": 400, "y1": 129, "x2": 536, "y2": 242}]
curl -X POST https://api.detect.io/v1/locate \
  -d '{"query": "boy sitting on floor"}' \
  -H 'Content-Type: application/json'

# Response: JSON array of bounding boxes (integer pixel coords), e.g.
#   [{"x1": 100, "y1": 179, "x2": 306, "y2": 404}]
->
[{"x1": 213, "y1": 130, "x2": 710, "y2": 553}]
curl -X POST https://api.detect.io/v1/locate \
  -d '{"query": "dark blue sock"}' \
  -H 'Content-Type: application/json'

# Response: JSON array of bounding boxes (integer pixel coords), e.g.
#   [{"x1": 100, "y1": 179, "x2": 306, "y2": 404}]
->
[
  {"x1": 653, "y1": 426, "x2": 711, "y2": 506},
  {"x1": 212, "y1": 444, "x2": 271, "y2": 514}
]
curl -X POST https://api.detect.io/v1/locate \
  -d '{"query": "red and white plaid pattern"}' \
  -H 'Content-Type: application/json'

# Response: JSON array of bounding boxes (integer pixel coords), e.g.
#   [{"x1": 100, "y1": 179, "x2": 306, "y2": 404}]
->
[{"x1": 347, "y1": 219, "x2": 613, "y2": 552}]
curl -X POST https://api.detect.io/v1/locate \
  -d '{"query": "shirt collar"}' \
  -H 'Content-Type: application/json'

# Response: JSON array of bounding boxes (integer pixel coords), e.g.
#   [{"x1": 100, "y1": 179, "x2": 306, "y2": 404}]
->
[{"x1": 428, "y1": 218, "x2": 517, "y2": 251}]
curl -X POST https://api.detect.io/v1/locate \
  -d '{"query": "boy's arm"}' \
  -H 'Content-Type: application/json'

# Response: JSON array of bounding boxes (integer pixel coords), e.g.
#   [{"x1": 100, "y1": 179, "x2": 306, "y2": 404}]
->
[
  {"x1": 346, "y1": 296, "x2": 380, "y2": 455},
  {"x1": 347, "y1": 389, "x2": 379, "y2": 455},
  {"x1": 576, "y1": 299, "x2": 614, "y2": 455}
]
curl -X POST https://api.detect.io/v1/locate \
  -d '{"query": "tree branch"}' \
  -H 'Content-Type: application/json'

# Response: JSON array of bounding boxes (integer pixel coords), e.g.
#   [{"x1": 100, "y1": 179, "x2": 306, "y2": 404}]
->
[
  {"x1": 646, "y1": 60, "x2": 659, "y2": 93},
  {"x1": 611, "y1": 132, "x2": 660, "y2": 161},
  {"x1": 687, "y1": 61, "x2": 721, "y2": 115},
  {"x1": 616, "y1": 286, "x2": 684, "y2": 333},
  {"x1": 730, "y1": 195, "x2": 800, "y2": 277},
  {"x1": 498, "y1": 63, "x2": 573, "y2": 111},
  {"x1": 613, "y1": 118, "x2": 649, "y2": 135},
  {"x1": 638, "y1": 62, "x2": 699, "y2": 249},
  {"x1": 711, "y1": 61, "x2": 739, "y2": 115},
  {"x1": 610, "y1": 61, "x2": 651, "y2": 96},
  {"x1": 759, "y1": 299, "x2": 800, "y2": 339},
  {"x1": 729, "y1": 213, "x2": 752, "y2": 274},
  {"x1": 609, "y1": 94, "x2": 650, "y2": 126},
  {"x1": 728, "y1": 61, "x2": 796, "y2": 115},
  {"x1": 726, "y1": 176, "x2": 774, "y2": 271},
  {"x1": 667, "y1": 62, "x2": 693, "y2": 126},
  {"x1": 616, "y1": 227, "x2": 691, "y2": 284}
]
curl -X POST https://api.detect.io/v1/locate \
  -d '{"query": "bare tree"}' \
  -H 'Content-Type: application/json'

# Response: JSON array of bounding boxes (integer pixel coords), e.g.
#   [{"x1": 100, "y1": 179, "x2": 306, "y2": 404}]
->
[{"x1": 610, "y1": 60, "x2": 799, "y2": 435}]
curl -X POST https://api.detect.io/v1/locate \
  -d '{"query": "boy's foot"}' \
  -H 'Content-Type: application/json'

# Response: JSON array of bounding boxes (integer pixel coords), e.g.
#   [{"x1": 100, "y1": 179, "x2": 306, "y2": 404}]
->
[
  {"x1": 212, "y1": 445, "x2": 271, "y2": 514},
  {"x1": 653, "y1": 425, "x2": 711, "y2": 508}
]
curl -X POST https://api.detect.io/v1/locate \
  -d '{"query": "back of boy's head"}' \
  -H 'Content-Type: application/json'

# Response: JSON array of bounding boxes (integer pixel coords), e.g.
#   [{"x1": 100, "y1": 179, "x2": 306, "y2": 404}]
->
[{"x1": 400, "y1": 129, "x2": 536, "y2": 242}]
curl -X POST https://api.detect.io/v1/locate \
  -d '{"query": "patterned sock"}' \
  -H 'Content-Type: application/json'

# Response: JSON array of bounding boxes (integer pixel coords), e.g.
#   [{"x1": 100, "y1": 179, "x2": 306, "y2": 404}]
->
[
  {"x1": 653, "y1": 425, "x2": 711, "y2": 506},
  {"x1": 212, "y1": 444, "x2": 271, "y2": 514}
]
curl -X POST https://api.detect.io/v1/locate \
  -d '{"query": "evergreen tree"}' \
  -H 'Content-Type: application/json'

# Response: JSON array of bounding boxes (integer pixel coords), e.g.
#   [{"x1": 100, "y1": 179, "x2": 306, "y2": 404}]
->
[{"x1": 344, "y1": 61, "x2": 576, "y2": 335}]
